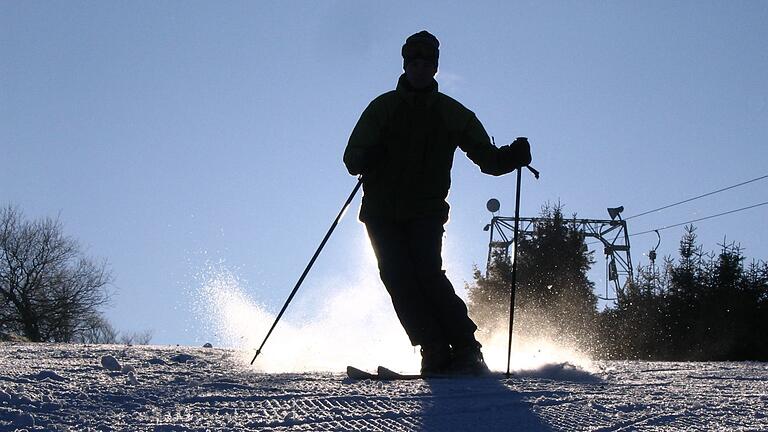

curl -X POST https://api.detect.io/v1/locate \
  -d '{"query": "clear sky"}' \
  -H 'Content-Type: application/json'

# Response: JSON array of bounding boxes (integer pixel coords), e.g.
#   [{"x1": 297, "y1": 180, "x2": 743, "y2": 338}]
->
[{"x1": 2, "y1": 2, "x2": 767, "y2": 345}]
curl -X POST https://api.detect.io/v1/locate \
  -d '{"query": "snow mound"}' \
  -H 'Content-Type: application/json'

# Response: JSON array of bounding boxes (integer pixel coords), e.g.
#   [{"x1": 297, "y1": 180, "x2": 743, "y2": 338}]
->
[
  {"x1": 515, "y1": 361, "x2": 603, "y2": 383},
  {"x1": 126, "y1": 371, "x2": 139, "y2": 385},
  {"x1": 100, "y1": 355, "x2": 121, "y2": 371},
  {"x1": 170, "y1": 353, "x2": 195, "y2": 363},
  {"x1": 4, "y1": 409, "x2": 35, "y2": 428},
  {"x1": 17, "y1": 412, "x2": 35, "y2": 427},
  {"x1": 32, "y1": 370, "x2": 66, "y2": 382}
]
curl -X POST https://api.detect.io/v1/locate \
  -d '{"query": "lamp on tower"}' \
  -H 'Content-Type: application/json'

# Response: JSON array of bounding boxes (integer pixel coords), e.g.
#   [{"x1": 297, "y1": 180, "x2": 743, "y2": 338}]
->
[{"x1": 607, "y1": 206, "x2": 624, "y2": 221}]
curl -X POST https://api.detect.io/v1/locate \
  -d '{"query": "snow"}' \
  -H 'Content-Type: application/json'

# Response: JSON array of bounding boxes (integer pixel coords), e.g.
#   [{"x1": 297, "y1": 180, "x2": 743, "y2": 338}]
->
[{"x1": 1, "y1": 343, "x2": 766, "y2": 431}]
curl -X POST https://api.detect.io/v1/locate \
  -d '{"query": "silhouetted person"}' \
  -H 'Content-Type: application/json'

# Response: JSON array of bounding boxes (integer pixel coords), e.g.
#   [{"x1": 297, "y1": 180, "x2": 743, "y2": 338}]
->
[{"x1": 344, "y1": 31, "x2": 532, "y2": 375}]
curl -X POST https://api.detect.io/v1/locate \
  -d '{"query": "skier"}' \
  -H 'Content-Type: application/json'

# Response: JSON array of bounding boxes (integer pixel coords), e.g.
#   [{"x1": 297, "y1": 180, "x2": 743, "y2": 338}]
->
[{"x1": 343, "y1": 31, "x2": 532, "y2": 375}]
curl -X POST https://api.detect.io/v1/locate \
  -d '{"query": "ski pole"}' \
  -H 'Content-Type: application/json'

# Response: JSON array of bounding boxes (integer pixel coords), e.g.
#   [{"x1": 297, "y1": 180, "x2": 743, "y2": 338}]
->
[
  {"x1": 250, "y1": 178, "x2": 363, "y2": 365},
  {"x1": 505, "y1": 162, "x2": 539, "y2": 378}
]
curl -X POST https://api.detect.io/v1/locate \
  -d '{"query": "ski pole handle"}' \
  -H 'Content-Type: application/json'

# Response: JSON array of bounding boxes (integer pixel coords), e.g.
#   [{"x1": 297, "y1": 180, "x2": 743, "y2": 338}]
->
[
  {"x1": 505, "y1": 136, "x2": 539, "y2": 179},
  {"x1": 526, "y1": 165, "x2": 540, "y2": 179}
]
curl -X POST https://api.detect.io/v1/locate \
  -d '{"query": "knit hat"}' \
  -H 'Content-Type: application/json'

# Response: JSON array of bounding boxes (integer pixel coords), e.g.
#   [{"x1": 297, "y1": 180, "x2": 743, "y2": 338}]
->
[{"x1": 401, "y1": 31, "x2": 439, "y2": 69}]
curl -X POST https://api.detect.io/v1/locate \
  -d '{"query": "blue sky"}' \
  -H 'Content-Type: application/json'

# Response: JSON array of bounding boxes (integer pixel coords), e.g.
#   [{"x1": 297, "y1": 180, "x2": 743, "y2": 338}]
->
[{"x1": 2, "y1": 1, "x2": 767, "y2": 345}]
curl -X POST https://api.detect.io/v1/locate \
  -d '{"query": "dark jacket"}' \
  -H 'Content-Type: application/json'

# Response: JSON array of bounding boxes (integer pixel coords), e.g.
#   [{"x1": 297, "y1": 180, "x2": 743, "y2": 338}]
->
[{"x1": 344, "y1": 74, "x2": 516, "y2": 223}]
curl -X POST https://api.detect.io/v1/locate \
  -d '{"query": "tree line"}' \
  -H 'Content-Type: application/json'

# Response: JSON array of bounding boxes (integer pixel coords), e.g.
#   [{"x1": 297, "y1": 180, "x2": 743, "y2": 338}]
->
[
  {"x1": 466, "y1": 204, "x2": 768, "y2": 361},
  {"x1": 1, "y1": 205, "x2": 151, "y2": 345}
]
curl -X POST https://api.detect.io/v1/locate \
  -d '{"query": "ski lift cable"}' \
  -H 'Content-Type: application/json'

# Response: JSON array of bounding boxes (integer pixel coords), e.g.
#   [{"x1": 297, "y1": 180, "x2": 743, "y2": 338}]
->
[
  {"x1": 629, "y1": 201, "x2": 768, "y2": 237},
  {"x1": 585, "y1": 200, "x2": 768, "y2": 247},
  {"x1": 625, "y1": 173, "x2": 768, "y2": 220}
]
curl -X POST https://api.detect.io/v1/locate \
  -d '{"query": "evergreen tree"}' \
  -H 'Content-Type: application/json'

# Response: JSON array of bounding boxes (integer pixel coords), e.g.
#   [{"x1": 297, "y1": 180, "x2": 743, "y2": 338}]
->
[
  {"x1": 466, "y1": 250, "x2": 513, "y2": 335},
  {"x1": 600, "y1": 225, "x2": 768, "y2": 361},
  {"x1": 467, "y1": 203, "x2": 597, "y2": 347},
  {"x1": 604, "y1": 260, "x2": 669, "y2": 359}
]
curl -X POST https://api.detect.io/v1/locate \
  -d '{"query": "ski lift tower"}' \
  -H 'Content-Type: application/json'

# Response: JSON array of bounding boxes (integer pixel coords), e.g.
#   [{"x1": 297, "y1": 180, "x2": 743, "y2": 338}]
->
[{"x1": 483, "y1": 202, "x2": 633, "y2": 302}]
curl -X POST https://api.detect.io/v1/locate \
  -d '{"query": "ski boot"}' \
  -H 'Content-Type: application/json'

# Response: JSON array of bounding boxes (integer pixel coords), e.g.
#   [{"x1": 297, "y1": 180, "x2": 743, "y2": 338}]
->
[
  {"x1": 420, "y1": 343, "x2": 452, "y2": 376},
  {"x1": 450, "y1": 340, "x2": 490, "y2": 376}
]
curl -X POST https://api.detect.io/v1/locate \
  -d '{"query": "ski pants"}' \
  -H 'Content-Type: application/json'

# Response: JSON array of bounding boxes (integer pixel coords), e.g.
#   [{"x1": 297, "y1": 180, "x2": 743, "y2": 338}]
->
[{"x1": 365, "y1": 217, "x2": 478, "y2": 347}]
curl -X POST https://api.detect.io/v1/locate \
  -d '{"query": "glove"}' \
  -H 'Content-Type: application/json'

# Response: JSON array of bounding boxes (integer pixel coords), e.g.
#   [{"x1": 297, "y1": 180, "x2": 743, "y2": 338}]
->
[{"x1": 498, "y1": 137, "x2": 532, "y2": 172}]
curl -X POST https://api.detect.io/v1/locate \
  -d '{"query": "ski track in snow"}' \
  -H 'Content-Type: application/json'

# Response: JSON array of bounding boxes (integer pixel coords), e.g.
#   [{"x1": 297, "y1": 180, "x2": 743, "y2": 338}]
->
[{"x1": 1, "y1": 344, "x2": 766, "y2": 431}]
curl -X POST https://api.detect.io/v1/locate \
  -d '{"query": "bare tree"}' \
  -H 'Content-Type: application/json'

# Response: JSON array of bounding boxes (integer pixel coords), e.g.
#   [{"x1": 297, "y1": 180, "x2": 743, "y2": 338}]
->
[
  {"x1": 75, "y1": 316, "x2": 154, "y2": 346},
  {"x1": 0, "y1": 205, "x2": 112, "y2": 342},
  {"x1": 77, "y1": 315, "x2": 119, "y2": 344},
  {"x1": 119, "y1": 329, "x2": 154, "y2": 346}
]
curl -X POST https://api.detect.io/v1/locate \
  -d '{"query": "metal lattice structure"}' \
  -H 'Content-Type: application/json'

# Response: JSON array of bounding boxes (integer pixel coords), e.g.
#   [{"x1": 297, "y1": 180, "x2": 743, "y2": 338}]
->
[{"x1": 484, "y1": 215, "x2": 633, "y2": 301}]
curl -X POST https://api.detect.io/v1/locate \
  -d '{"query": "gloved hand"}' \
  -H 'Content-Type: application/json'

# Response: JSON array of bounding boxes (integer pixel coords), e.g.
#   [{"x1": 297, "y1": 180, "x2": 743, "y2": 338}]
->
[{"x1": 498, "y1": 137, "x2": 532, "y2": 172}]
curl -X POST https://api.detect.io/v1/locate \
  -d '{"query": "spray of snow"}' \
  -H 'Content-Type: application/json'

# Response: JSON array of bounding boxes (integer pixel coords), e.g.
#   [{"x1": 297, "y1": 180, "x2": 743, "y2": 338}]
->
[
  {"x1": 191, "y1": 230, "x2": 416, "y2": 373},
  {"x1": 480, "y1": 326, "x2": 595, "y2": 374},
  {"x1": 191, "y1": 227, "x2": 595, "y2": 374}
]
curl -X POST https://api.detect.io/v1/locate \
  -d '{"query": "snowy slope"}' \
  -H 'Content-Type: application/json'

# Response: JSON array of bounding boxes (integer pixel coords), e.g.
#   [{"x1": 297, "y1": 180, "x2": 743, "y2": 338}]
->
[{"x1": 1, "y1": 343, "x2": 766, "y2": 431}]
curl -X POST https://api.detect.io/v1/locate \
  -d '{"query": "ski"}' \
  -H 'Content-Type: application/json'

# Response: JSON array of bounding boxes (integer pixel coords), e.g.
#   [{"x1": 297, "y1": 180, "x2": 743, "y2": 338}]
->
[
  {"x1": 346, "y1": 365, "x2": 506, "y2": 381},
  {"x1": 378, "y1": 366, "x2": 507, "y2": 380},
  {"x1": 346, "y1": 365, "x2": 422, "y2": 380},
  {"x1": 377, "y1": 366, "x2": 423, "y2": 380},
  {"x1": 346, "y1": 366, "x2": 377, "y2": 380}
]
